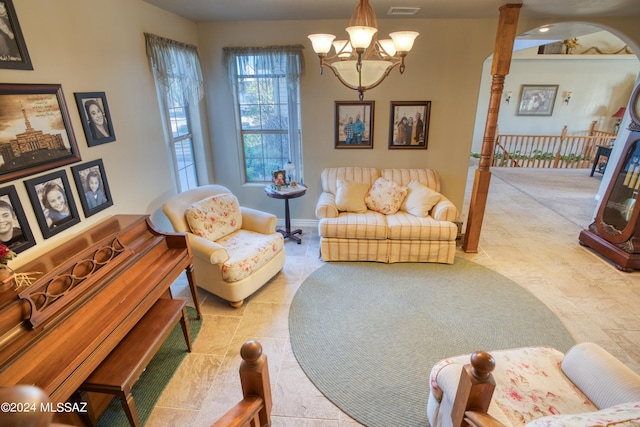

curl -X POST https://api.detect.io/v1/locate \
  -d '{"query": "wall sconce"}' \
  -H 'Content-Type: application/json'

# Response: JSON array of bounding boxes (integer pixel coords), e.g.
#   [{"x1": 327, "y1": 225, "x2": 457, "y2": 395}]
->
[
  {"x1": 504, "y1": 91, "x2": 512, "y2": 104},
  {"x1": 564, "y1": 91, "x2": 572, "y2": 105}
]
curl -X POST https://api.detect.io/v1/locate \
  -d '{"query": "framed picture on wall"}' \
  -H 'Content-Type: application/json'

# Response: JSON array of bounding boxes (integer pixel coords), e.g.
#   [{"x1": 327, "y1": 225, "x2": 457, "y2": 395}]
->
[
  {"x1": 517, "y1": 85, "x2": 558, "y2": 116},
  {"x1": 25, "y1": 170, "x2": 80, "y2": 239},
  {"x1": 0, "y1": 83, "x2": 81, "y2": 184},
  {"x1": 74, "y1": 92, "x2": 116, "y2": 146},
  {"x1": 0, "y1": 185, "x2": 35, "y2": 254},
  {"x1": 0, "y1": 0, "x2": 33, "y2": 70},
  {"x1": 388, "y1": 101, "x2": 431, "y2": 149},
  {"x1": 71, "y1": 159, "x2": 114, "y2": 217},
  {"x1": 335, "y1": 101, "x2": 374, "y2": 149}
]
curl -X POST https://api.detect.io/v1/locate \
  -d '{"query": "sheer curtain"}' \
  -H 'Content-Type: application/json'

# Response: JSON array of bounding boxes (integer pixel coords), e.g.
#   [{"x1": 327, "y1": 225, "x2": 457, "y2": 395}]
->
[
  {"x1": 224, "y1": 45, "x2": 305, "y2": 183},
  {"x1": 144, "y1": 33, "x2": 204, "y2": 103}
]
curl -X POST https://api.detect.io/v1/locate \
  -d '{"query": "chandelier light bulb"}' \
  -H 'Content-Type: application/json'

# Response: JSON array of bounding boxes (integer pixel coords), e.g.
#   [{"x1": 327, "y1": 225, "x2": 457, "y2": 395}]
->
[
  {"x1": 378, "y1": 39, "x2": 396, "y2": 57},
  {"x1": 333, "y1": 40, "x2": 353, "y2": 58},
  {"x1": 389, "y1": 31, "x2": 419, "y2": 53},
  {"x1": 308, "y1": 34, "x2": 336, "y2": 54},
  {"x1": 346, "y1": 26, "x2": 377, "y2": 49}
]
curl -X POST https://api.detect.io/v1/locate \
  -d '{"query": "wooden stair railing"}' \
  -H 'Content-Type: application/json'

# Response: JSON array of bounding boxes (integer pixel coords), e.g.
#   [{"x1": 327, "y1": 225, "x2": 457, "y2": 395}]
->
[
  {"x1": 211, "y1": 340, "x2": 272, "y2": 427},
  {"x1": 450, "y1": 350, "x2": 509, "y2": 427}
]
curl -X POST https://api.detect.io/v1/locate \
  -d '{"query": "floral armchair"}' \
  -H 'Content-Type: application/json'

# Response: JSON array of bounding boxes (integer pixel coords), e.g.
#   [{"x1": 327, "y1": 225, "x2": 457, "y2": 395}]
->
[
  {"x1": 428, "y1": 342, "x2": 640, "y2": 427},
  {"x1": 163, "y1": 185, "x2": 285, "y2": 308}
]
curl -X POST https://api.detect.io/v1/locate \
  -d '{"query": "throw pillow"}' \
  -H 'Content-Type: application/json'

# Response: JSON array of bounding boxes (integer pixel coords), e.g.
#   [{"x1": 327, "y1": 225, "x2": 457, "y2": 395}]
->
[
  {"x1": 403, "y1": 180, "x2": 441, "y2": 217},
  {"x1": 186, "y1": 193, "x2": 242, "y2": 241},
  {"x1": 364, "y1": 177, "x2": 408, "y2": 215},
  {"x1": 335, "y1": 178, "x2": 370, "y2": 212}
]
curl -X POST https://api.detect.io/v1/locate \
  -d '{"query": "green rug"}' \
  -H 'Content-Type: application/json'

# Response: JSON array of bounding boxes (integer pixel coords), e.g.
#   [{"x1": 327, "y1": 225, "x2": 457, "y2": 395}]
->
[
  {"x1": 289, "y1": 259, "x2": 575, "y2": 427},
  {"x1": 97, "y1": 306, "x2": 202, "y2": 427}
]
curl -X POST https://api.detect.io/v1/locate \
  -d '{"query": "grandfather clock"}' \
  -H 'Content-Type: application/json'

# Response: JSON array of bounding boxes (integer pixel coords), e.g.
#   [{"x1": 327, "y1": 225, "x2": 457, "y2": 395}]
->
[{"x1": 579, "y1": 84, "x2": 640, "y2": 271}]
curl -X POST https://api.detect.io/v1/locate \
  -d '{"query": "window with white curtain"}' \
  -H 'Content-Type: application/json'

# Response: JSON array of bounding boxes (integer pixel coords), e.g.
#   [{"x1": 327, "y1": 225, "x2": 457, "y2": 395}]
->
[
  {"x1": 224, "y1": 45, "x2": 304, "y2": 184},
  {"x1": 145, "y1": 33, "x2": 204, "y2": 192}
]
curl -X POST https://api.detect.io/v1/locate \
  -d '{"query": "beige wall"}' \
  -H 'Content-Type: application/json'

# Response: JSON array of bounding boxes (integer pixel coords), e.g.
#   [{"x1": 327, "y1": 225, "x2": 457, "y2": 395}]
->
[
  {"x1": 4, "y1": 1, "x2": 640, "y2": 268},
  {"x1": 0, "y1": 0, "x2": 197, "y2": 266}
]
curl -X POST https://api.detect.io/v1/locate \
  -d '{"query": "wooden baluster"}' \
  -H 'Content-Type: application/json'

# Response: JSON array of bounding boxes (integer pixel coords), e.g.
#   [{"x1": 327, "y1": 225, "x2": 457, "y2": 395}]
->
[
  {"x1": 450, "y1": 351, "x2": 496, "y2": 427},
  {"x1": 239, "y1": 340, "x2": 272, "y2": 427}
]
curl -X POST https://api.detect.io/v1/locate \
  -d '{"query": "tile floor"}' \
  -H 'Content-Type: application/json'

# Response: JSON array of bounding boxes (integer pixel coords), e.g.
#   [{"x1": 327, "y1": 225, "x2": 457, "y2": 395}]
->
[{"x1": 146, "y1": 164, "x2": 640, "y2": 427}]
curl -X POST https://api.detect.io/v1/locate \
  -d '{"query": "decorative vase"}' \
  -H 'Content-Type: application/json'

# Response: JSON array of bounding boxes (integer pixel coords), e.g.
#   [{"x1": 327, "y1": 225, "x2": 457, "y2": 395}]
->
[{"x1": 0, "y1": 267, "x2": 15, "y2": 292}]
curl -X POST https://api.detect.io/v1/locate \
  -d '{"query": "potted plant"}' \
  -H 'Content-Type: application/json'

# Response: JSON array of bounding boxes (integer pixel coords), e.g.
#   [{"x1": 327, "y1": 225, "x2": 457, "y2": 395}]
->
[{"x1": 0, "y1": 243, "x2": 16, "y2": 292}]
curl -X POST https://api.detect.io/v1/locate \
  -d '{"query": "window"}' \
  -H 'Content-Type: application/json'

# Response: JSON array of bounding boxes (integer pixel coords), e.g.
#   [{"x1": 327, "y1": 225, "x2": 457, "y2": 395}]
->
[
  {"x1": 145, "y1": 33, "x2": 204, "y2": 192},
  {"x1": 224, "y1": 45, "x2": 304, "y2": 183}
]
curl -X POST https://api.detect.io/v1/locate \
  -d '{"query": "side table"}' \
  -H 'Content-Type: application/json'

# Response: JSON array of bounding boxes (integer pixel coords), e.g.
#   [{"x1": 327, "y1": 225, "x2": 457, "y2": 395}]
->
[{"x1": 264, "y1": 184, "x2": 307, "y2": 244}]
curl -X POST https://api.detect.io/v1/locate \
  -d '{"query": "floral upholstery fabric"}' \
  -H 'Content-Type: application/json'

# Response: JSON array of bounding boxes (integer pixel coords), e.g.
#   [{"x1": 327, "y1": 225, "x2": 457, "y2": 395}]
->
[
  {"x1": 186, "y1": 193, "x2": 242, "y2": 242},
  {"x1": 430, "y1": 346, "x2": 599, "y2": 427},
  {"x1": 526, "y1": 401, "x2": 640, "y2": 426},
  {"x1": 217, "y1": 229, "x2": 284, "y2": 282},
  {"x1": 364, "y1": 177, "x2": 408, "y2": 215}
]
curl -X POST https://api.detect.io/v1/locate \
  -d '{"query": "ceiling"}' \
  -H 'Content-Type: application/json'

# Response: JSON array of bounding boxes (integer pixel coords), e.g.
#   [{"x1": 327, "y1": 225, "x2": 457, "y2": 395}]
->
[{"x1": 142, "y1": 0, "x2": 640, "y2": 24}]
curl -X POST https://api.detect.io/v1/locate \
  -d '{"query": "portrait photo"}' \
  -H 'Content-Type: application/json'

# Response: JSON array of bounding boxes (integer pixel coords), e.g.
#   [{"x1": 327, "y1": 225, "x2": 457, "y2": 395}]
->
[
  {"x1": 517, "y1": 85, "x2": 558, "y2": 116},
  {"x1": 71, "y1": 159, "x2": 113, "y2": 217},
  {"x1": 335, "y1": 101, "x2": 374, "y2": 149},
  {"x1": 74, "y1": 92, "x2": 116, "y2": 146},
  {"x1": 0, "y1": 185, "x2": 35, "y2": 253},
  {"x1": 388, "y1": 101, "x2": 431, "y2": 149},
  {"x1": 0, "y1": 0, "x2": 33, "y2": 70},
  {"x1": 25, "y1": 170, "x2": 80, "y2": 239},
  {"x1": 0, "y1": 83, "x2": 81, "y2": 184}
]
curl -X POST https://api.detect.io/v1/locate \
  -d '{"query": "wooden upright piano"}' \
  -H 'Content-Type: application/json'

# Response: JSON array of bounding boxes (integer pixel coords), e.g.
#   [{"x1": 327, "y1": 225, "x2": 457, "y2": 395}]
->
[{"x1": 0, "y1": 214, "x2": 201, "y2": 422}]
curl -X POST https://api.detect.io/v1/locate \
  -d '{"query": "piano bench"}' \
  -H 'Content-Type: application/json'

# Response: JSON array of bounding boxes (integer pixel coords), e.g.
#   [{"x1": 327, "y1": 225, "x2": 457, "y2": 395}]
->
[{"x1": 79, "y1": 298, "x2": 192, "y2": 427}]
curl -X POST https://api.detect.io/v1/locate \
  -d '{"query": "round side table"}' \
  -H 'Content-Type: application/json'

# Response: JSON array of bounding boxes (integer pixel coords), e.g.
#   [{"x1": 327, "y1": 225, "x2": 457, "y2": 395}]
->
[{"x1": 264, "y1": 184, "x2": 307, "y2": 244}]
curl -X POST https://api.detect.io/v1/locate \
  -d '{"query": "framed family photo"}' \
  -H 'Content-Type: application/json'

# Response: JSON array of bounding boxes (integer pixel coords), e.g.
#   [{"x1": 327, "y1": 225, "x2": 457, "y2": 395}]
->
[
  {"x1": 517, "y1": 85, "x2": 558, "y2": 116},
  {"x1": 71, "y1": 159, "x2": 113, "y2": 217},
  {"x1": 0, "y1": 185, "x2": 35, "y2": 253},
  {"x1": 0, "y1": 83, "x2": 81, "y2": 184},
  {"x1": 25, "y1": 170, "x2": 80, "y2": 239},
  {"x1": 389, "y1": 101, "x2": 431, "y2": 149},
  {"x1": 74, "y1": 92, "x2": 116, "y2": 146},
  {"x1": 335, "y1": 101, "x2": 374, "y2": 149},
  {"x1": 0, "y1": 0, "x2": 33, "y2": 70}
]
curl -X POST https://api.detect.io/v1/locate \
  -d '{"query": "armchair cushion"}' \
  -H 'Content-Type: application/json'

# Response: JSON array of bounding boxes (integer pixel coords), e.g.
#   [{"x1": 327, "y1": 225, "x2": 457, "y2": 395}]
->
[
  {"x1": 365, "y1": 177, "x2": 408, "y2": 215},
  {"x1": 186, "y1": 193, "x2": 242, "y2": 241},
  {"x1": 335, "y1": 178, "x2": 369, "y2": 213},
  {"x1": 402, "y1": 180, "x2": 441, "y2": 217},
  {"x1": 218, "y1": 229, "x2": 284, "y2": 282}
]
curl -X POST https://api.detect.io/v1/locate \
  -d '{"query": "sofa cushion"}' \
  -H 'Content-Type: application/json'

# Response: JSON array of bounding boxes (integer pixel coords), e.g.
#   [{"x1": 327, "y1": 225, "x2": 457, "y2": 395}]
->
[
  {"x1": 319, "y1": 211, "x2": 388, "y2": 240},
  {"x1": 365, "y1": 177, "x2": 408, "y2": 214},
  {"x1": 186, "y1": 193, "x2": 242, "y2": 242},
  {"x1": 525, "y1": 401, "x2": 640, "y2": 427},
  {"x1": 217, "y1": 229, "x2": 284, "y2": 282},
  {"x1": 381, "y1": 168, "x2": 441, "y2": 192},
  {"x1": 335, "y1": 178, "x2": 370, "y2": 213},
  {"x1": 386, "y1": 213, "x2": 457, "y2": 241},
  {"x1": 402, "y1": 180, "x2": 441, "y2": 217}
]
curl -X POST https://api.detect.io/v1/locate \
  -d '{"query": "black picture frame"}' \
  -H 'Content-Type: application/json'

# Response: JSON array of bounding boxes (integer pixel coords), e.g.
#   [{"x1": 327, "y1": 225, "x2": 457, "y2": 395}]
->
[
  {"x1": 517, "y1": 84, "x2": 559, "y2": 116},
  {"x1": 0, "y1": 0, "x2": 33, "y2": 70},
  {"x1": 0, "y1": 185, "x2": 34, "y2": 253},
  {"x1": 335, "y1": 101, "x2": 374, "y2": 149},
  {"x1": 74, "y1": 92, "x2": 116, "y2": 146},
  {"x1": 71, "y1": 159, "x2": 113, "y2": 217},
  {"x1": 388, "y1": 101, "x2": 431, "y2": 149},
  {"x1": 25, "y1": 170, "x2": 80, "y2": 239},
  {"x1": 0, "y1": 83, "x2": 81, "y2": 184}
]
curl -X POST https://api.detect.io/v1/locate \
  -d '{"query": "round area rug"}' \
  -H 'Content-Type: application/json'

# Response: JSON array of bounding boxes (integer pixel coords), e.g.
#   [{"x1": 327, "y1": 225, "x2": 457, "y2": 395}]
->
[{"x1": 289, "y1": 259, "x2": 575, "y2": 427}]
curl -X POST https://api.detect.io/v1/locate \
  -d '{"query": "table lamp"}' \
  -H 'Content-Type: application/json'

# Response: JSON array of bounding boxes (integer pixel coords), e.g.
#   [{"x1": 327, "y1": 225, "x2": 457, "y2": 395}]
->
[
  {"x1": 612, "y1": 107, "x2": 626, "y2": 134},
  {"x1": 284, "y1": 161, "x2": 296, "y2": 186}
]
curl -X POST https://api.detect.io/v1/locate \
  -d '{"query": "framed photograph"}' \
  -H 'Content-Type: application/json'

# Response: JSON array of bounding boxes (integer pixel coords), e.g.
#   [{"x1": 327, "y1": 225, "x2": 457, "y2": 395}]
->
[
  {"x1": 74, "y1": 92, "x2": 116, "y2": 146},
  {"x1": 388, "y1": 101, "x2": 431, "y2": 149},
  {"x1": 272, "y1": 170, "x2": 286, "y2": 185},
  {"x1": 335, "y1": 101, "x2": 374, "y2": 149},
  {"x1": 25, "y1": 170, "x2": 80, "y2": 239},
  {"x1": 517, "y1": 85, "x2": 559, "y2": 116},
  {"x1": 0, "y1": 0, "x2": 33, "y2": 70},
  {"x1": 0, "y1": 185, "x2": 34, "y2": 253},
  {"x1": 0, "y1": 83, "x2": 81, "y2": 184},
  {"x1": 71, "y1": 159, "x2": 113, "y2": 217}
]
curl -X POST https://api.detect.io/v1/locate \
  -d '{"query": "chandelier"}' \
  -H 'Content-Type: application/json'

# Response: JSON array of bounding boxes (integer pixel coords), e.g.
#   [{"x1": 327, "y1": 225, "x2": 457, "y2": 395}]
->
[{"x1": 308, "y1": 0, "x2": 419, "y2": 101}]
